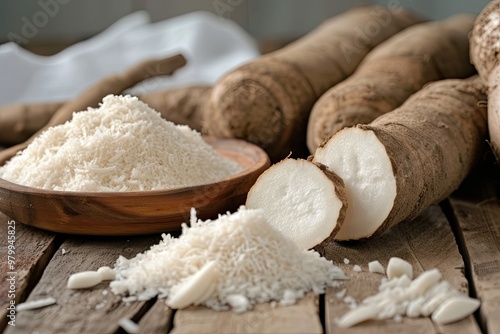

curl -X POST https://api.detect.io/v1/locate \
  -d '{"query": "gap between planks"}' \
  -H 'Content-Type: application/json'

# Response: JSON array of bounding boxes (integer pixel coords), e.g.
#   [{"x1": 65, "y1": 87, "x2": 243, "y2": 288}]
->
[
  {"x1": 445, "y1": 163, "x2": 500, "y2": 334},
  {"x1": 2, "y1": 205, "x2": 481, "y2": 334},
  {"x1": 3, "y1": 234, "x2": 165, "y2": 334},
  {"x1": 320, "y1": 204, "x2": 481, "y2": 334}
]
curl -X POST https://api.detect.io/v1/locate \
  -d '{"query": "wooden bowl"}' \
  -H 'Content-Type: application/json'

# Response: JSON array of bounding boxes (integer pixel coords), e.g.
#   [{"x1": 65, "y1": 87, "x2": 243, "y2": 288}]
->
[{"x1": 0, "y1": 137, "x2": 270, "y2": 235}]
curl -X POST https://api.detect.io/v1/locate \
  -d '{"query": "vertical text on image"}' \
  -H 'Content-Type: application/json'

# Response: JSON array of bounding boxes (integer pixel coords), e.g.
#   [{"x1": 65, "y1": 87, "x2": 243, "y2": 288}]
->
[{"x1": 6, "y1": 220, "x2": 17, "y2": 327}]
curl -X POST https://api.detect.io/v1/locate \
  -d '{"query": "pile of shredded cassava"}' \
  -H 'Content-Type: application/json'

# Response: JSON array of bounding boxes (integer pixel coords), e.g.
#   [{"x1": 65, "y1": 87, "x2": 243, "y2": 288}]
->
[
  {"x1": 0, "y1": 95, "x2": 241, "y2": 191},
  {"x1": 109, "y1": 206, "x2": 346, "y2": 312}
]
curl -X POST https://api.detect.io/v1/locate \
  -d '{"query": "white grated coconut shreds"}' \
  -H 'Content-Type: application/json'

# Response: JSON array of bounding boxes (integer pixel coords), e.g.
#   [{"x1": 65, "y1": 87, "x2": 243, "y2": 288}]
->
[
  {"x1": 0, "y1": 95, "x2": 241, "y2": 191},
  {"x1": 109, "y1": 206, "x2": 345, "y2": 312}
]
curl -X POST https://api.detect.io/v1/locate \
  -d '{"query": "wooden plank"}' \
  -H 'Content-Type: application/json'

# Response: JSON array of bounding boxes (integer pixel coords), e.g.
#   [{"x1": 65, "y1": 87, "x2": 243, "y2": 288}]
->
[
  {"x1": 448, "y1": 166, "x2": 500, "y2": 334},
  {"x1": 137, "y1": 299, "x2": 174, "y2": 334},
  {"x1": 170, "y1": 294, "x2": 322, "y2": 334},
  {"x1": 320, "y1": 205, "x2": 481, "y2": 334},
  {"x1": 0, "y1": 215, "x2": 59, "y2": 331},
  {"x1": 4, "y1": 235, "x2": 161, "y2": 334}
]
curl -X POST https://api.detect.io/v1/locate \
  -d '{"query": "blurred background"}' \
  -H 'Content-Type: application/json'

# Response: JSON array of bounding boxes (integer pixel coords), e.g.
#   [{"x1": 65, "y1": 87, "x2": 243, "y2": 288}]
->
[{"x1": 0, "y1": 0, "x2": 490, "y2": 54}]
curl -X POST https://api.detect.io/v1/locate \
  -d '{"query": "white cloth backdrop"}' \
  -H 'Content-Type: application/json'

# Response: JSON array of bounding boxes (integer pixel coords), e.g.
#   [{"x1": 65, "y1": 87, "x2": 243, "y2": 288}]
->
[{"x1": 0, "y1": 11, "x2": 259, "y2": 105}]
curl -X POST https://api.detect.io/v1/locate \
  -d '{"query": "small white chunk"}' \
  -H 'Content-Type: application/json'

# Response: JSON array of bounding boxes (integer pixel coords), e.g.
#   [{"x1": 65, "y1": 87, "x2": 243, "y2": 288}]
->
[
  {"x1": 408, "y1": 268, "x2": 441, "y2": 297},
  {"x1": 226, "y1": 294, "x2": 250, "y2": 313},
  {"x1": 122, "y1": 296, "x2": 138, "y2": 303},
  {"x1": 343, "y1": 296, "x2": 358, "y2": 309},
  {"x1": 246, "y1": 159, "x2": 345, "y2": 250},
  {"x1": 368, "y1": 261, "x2": 385, "y2": 275},
  {"x1": 61, "y1": 248, "x2": 67, "y2": 255},
  {"x1": 192, "y1": 280, "x2": 216, "y2": 305},
  {"x1": 336, "y1": 304, "x2": 381, "y2": 328},
  {"x1": 421, "y1": 291, "x2": 455, "y2": 317},
  {"x1": 167, "y1": 261, "x2": 219, "y2": 309},
  {"x1": 344, "y1": 258, "x2": 350, "y2": 265},
  {"x1": 387, "y1": 257, "x2": 413, "y2": 280},
  {"x1": 67, "y1": 271, "x2": 102, "y2": 289},
  {"x1": 406, "y1": 297, "x2": 425, "y2": 318},
  {"x1": 95, "y1": 302, "x2": 106, "y2": 310},
  {"x1": 16, "y1": 297, "x2": 56, "y2": 311},
  {"x1": 97, "y1": 266, "x2": 116, "y2": 281},
  {"x1": 377, "y1": 303, "x2": 397, "y2": 319},
  {"x1": 336, "y1": 288, "x2": 347, "y2": 299},
  {"x1": 281, "y1": 289, "x2": 301, "y2": 306},
  {"x1": 353, "y1": 265, "x2": 362, "y2": 272},
  {"x1": 118, "y1": 317, "x2": 140, "y2": 334},
  {"x1": 396, "y1": 274, "x2": 412, "y2": 288},
  {"x1": 431, "y1": 296, "x2": 481, "y2": 325}
]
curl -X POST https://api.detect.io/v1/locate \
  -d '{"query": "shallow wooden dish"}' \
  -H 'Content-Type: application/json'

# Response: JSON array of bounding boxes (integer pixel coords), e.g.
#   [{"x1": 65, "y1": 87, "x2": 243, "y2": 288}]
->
[{"x1": 0, "y1": 137, "x2": 270, "y2": 235}]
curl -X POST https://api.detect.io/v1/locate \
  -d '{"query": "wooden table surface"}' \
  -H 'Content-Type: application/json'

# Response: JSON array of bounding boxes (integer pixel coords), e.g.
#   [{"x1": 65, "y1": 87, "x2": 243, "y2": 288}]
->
[{"x1": 1, "y1": 162, "x2": 499, "y2": 334}]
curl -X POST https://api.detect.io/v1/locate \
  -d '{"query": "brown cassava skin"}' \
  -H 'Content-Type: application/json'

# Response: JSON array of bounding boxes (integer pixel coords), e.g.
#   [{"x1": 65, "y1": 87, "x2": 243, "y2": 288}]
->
[
  {"x1": 0, "y1": 54, "x2": 186, "y2": 161},
  {"x1": 313, "y1": 161, "x2": 348, "y2": 245},
  {"x1": 140, "y1": 85, "x2": 211, "y2": 132},
  {"x1": 470, "y1": 0, "x2": 500, "y2": 162},
  {"x1": 0, "y1": 101, "x2": 64, "y2": 145},
  {"x1": 307, "y1": 14, "x2": 476, "y2": 152},
  {"x1": 0, "y1": 85, "x2": 211, "y2": 146},
  {"x1": 361, "y1": 77, "x2": 487, "y2": 238},
  {"x1": 205, "y1": 6, "x2": 423, "y2": 162}
]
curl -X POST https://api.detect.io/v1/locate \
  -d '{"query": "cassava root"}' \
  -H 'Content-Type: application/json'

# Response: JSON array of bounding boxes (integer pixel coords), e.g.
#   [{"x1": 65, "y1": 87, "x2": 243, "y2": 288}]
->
[
  {"x1": 204, "y1": 6, "x2": 423, "y2": 162},
  {"x1": 470, "y1": 0, "x2": 500, "y2": 163},
  {"x1": 0, "y1": 85, "x2": 211, "y2": 146},
  {"x1": 313, "y1": 77, "x2": 488, "y2": 240},
  {"x1": 307, "y1": 14, "x2": 476, "y2": 151}
]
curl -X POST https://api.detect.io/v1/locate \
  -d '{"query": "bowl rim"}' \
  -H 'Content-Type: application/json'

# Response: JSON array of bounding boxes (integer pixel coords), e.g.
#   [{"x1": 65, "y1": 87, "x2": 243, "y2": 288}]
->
[{"x1": 0, "y1": 136, "x2": 270, "y2": 198}]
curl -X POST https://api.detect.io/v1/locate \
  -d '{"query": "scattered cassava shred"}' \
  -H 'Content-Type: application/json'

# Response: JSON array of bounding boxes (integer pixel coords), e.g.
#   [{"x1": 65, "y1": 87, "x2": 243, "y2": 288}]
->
[
  {"x1": 109, "y1": 206, "x2": 345, "y2": 311},
  {"x1": 16, "y1": 297, "x2": 57, "y2": 311},
  {"x1": 336, "y1": 265, "x2": 480, "y2": 328},
  {"x1": 118, "y1": 317, "x2": 140, "y2": 334}
]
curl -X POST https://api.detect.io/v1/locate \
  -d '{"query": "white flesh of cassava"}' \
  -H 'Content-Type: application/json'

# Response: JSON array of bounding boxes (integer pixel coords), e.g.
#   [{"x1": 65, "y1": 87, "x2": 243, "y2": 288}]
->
[
  {"x1": 313, "y1": 128, "x2": 396, "y2": 240},
  {"x1": 246, "y1": 159, "x2": 343, "y2": 250},
  {"x1": 167, "y1": 260, "x2": 219, "y2": 309}
]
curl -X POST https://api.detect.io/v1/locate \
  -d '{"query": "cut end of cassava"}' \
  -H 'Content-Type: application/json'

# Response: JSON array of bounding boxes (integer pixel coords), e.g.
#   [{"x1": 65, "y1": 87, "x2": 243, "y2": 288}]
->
[
  {"x1": 313, "y1": 127, "x2": 396, "y2": 240},
  {"x1": 245, "y1": 158, "x2": 346, "y2": 250},
  {"x1": 205, "y1": 78, "x2": 284, "y2": 148}
]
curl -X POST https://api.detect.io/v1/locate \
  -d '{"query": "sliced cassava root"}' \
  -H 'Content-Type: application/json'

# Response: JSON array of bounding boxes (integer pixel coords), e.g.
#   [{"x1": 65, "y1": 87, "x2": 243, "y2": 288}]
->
[
  {"x1": 0, "y1": 85, "x2": 211, "y2": 146},
  {"x1": 245, "y1": 158, "x2": 347, "y2": 250},
  {"x1": 313, "y1": 77, "x2": 488, "y2": 240},
  {"x1": 470, "y1": 0, "x2": 500, "y2": 162},
  {"x1": 204, "y1": 6, "x2": 422, "y2": 161},
  {"x1": 307, "y1": 14, "x2": 476, "y2": 151}
]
